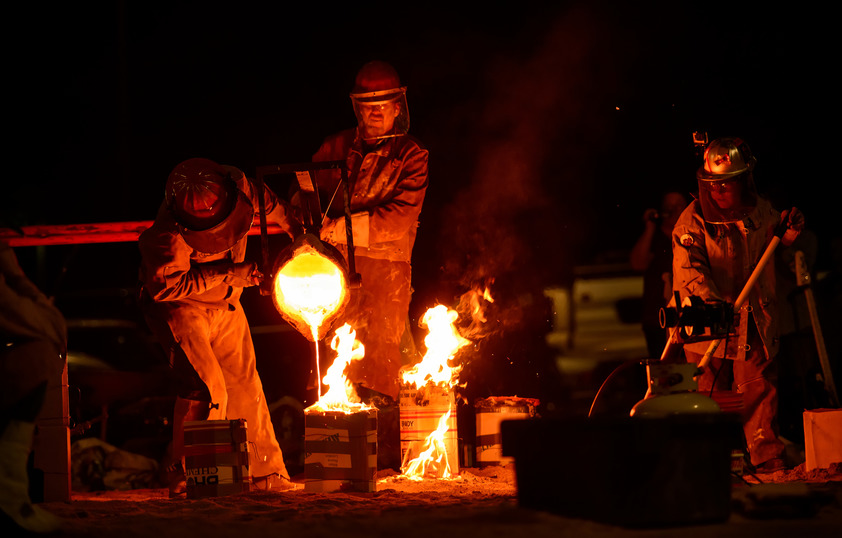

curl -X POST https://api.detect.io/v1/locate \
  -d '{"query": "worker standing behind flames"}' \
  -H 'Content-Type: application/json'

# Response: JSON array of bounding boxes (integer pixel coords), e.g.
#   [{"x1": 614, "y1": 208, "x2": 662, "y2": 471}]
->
[
  {"x1": 139, "y1": 158, "x2": 302, "y2": 495},
  {"x1": 672, "y1": 138, "x2": 804, "y2": 473},
  {"x1": 308, "y1": 61, "x2": 428, "y2": 401}
]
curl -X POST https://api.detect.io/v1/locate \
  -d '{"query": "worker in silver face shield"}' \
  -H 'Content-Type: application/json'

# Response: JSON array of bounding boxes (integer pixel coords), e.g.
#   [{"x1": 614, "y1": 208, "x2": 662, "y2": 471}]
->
[
  {"x1": 308, "y1": 61, "x2": 429, "y2": 403},
  {"x1": 671, "y1": 137, "x2": 804, "y2": 473}
]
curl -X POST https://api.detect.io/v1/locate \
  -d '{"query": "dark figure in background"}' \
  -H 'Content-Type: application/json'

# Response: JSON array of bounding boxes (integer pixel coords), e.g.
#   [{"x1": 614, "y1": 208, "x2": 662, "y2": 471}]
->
[
  {"x1": 0, "y1": 240, "x2": 65, "y2": 533},
  {"x1": 672, "y1": 137, "x2": 804, "y2": 472},
  {"x1": 306, "y1": 60, "x2": 429, "y2": 402},
  {"x1": 630, "y1": 191, "x2": 688, "y2": 358},
  {"x1": 138, "y1": 158, "x2": 302, "y2": 496}
]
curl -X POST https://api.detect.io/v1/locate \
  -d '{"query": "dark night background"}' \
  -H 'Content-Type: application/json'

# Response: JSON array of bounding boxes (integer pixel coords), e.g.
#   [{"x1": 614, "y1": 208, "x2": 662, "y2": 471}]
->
[{"x1": 4, "y1": 3, "x2": 838, "y2": 417}]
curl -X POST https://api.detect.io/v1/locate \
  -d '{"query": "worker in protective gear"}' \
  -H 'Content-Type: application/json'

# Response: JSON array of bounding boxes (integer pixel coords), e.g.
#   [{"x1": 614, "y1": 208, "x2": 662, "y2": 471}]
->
[
  {"x1": 307, "y1": 60, "x2": 429, "y2": 402},
  {"x1": 0, "y1": 240, "x2": 65, "y2": 533},
  {"x1": 139, "y1": 158, "x2": 303, "y2": 496},
  {"x1": 672, "y1": 137, "x2": 804, "y2": 472}
]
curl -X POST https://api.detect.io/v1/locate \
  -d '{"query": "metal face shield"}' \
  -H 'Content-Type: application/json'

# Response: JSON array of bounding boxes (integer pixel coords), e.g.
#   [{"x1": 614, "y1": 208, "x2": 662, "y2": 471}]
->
[
  {"x1": 350, "y1": 88, "x2": 409, "y2": 141},
  {"x1": 697, "y1": 172, "x2": 758, "y2": 224}
]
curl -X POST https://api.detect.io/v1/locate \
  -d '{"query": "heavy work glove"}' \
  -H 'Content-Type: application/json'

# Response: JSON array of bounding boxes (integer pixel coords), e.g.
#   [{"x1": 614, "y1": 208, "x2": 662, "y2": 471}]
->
[
  {"x1": 320, "y1": 213, "x2": 370, "y2": 248},
  {"x1": 222, "y1": 261, "x2": 263, "y2": 287},
  {"x1": 780, "y1": 207, "x2": 805, "y2": 247}
]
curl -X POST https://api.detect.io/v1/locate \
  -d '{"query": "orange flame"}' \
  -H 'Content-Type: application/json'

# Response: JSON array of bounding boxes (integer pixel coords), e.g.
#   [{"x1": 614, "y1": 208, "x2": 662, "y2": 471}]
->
[
  {"x1": 401, "y1": 305, "x2": 470, "y2": 389},
  {"x1": 469, "y1": 286, "x2": 494, "y2": 323},
  {"x1": 455, "y1": 283, "x2": 496, "y2": 341},
  {"x1": 400, "y1": 304, "x2": 468, "y2": 480},
  {"x1": 306, "y1": 324, "x2": 372, "y2": 413},
  {"x1": 401, "y1": 409, "x2": 454, "y2": 479}
]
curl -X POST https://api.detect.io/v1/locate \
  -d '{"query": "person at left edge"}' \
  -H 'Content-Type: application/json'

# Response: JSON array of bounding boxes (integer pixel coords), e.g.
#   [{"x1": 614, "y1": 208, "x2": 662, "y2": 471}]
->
[{"x1": 138, "y1": 158, "x2": 303, "y2": 495}]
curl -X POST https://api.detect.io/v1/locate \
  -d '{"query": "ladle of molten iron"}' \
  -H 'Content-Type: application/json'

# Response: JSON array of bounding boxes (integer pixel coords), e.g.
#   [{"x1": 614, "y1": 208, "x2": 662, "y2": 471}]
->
[{"x1": 271, "y1": 232, "x2": 351, "y2": 343}]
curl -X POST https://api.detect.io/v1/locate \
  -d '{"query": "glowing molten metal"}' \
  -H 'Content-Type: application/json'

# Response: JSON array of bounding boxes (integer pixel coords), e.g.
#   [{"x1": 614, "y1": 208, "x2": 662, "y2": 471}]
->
[
  {"x1": 273, "y1": 251, "x2": 346, "y2": 343},
  {"x1": 272, "y1": 234, "x2": 351, "y2": 398}
]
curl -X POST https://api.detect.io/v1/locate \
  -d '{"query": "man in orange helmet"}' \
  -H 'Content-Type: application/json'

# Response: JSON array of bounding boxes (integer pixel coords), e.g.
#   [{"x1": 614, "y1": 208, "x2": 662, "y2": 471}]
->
[
  {"x1": 139, "y1": 158, "x2": 302, "y2": 495},
  {"x1": 672, "y1": 137, "x2": 804, "y2": 473},
  {"x1": 308, "y1": 61, "x2": 429, "y2": 403}
]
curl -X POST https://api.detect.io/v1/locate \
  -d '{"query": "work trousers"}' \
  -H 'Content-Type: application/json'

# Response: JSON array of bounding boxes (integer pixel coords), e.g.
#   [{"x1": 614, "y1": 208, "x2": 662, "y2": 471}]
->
[
  {"x1": 684, "y1": 323, "x2": 784, "y2": 467},
  {"x1": 143, "y1": 300, "x2": 287, "y2": 479},
  {"x1": 339, "y1": 257, "x2": 412, "y2": 401}
]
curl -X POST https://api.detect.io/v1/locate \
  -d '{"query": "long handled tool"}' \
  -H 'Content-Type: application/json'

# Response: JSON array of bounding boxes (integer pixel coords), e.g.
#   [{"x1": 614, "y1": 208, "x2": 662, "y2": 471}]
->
[
  {"x1": 794, "y1": 250, "x2": 839, "y2": 407},
  {"x1": 697, "y1": 219, "x2": 792, "y2": 372}
]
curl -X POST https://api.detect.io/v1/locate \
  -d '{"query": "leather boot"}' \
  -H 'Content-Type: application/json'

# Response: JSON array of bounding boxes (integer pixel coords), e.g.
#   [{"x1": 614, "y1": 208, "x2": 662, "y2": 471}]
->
[
  {"x1": 0, "y1": 421, "x2": 61, "y2": 533},
  {"x1": 167, "y1": 398, "x2": 210, "y2": 498}
]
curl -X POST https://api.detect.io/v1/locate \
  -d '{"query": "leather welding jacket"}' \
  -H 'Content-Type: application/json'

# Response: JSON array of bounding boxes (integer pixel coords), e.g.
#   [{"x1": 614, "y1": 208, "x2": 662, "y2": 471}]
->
[
  {"x1": 312, "y1": 128, "x2": 429, "y2": 262},
  {"x1": 139, "y1": 167, "x2": 296, "y2": 308},
  {"x1": 309, "y1": 128, "x2": 428, "y2": 399},
  {"x1": 672, "y1": 197, "x2": 781, "y2": 361},
  {"x1": 138, "y1": 167, "x2": 298, "y2": 479}
]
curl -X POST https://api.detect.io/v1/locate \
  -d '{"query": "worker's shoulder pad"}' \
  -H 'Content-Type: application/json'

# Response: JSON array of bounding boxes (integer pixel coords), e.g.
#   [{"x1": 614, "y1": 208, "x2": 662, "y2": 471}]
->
[{"x1": 673, "y1": 224, "x2": 699, "y2": 249}]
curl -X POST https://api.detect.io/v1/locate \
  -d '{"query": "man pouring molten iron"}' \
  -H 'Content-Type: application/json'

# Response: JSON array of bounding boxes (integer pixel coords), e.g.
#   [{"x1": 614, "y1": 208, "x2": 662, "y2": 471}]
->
[
  {"x1": 139, "y1": 158, "x2": 302, "y2": 495},
  {"x1": 672, "y1": 137, "x2": 804, "y2": 473},
  {"x1": 304, "y1": 60, "x2": 429, "y2": 401}
]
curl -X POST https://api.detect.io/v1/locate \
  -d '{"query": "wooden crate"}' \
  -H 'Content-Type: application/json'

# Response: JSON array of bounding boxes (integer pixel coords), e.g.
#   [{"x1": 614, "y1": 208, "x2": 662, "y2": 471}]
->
[
  {"x1": 803, "y1": 408, "x2": 842, "y2": 471},
  {"x1": 184, "y1": 419, "x2": 250, "y2": 498},
  {"x1": 399, "y1": 384, "x2": 458, "y2": 475},
  {"x1": 304, "y1": 409, "x2": 377, "y2": 492}
]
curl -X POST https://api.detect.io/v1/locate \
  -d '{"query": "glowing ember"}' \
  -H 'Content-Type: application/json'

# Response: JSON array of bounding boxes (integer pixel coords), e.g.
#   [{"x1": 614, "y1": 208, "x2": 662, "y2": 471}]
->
[
  {"x1": 307, "y1": 324, "x2": 372, "y2": 413},
  {"x1": 401, "y1": 305, "x2": 470, "y2": 389},
  {"x1": 401, "y1": 410, "x2": 454, "y2": 480}
]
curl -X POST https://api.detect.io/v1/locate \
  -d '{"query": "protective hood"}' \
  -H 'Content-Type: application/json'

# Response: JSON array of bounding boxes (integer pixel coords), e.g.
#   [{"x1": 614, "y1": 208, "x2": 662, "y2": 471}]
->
[{"x1": 178, "y1": 189, "x2": 254, "y2": 254}]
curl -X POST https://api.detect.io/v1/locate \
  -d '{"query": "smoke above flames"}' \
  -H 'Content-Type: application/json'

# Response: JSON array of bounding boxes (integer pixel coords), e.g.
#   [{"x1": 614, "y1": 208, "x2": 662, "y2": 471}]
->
[{"x1": 417, "y1": 7, "x2": 625, "y2": 334}]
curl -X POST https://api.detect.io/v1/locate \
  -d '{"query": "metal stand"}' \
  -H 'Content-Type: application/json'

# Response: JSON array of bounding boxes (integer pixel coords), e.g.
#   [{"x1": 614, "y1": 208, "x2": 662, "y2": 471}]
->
[
  {"x1": 254, "y1": 161, "x2": 362, "y2": 296},
  {"x1": 794, "y1": 250, "x2": 839, "y2": 407}
]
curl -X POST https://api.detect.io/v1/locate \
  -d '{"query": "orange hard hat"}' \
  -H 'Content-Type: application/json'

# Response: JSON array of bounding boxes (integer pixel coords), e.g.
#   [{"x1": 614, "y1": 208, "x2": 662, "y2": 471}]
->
[{"x1": 350, "y1": 61, "x2": 404, "y2": 102}]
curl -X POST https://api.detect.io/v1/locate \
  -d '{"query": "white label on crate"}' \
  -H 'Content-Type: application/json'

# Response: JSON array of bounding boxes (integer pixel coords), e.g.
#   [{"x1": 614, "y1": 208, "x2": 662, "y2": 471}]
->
[
  {"x1": 305, "y1": 428, "x2": 350, "y2": 443},
  {"x1": 306, "y1": 453, "x2": 352, "y2": 468},
  {"x1": 186, "y1": 465, "x2": 238, "y2": 485}
]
